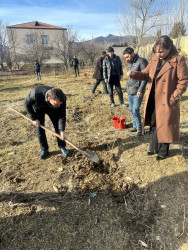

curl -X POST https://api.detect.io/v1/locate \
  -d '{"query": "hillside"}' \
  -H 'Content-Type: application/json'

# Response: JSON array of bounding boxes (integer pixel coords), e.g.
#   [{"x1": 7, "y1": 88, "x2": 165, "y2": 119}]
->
[
  {"x1": 89, "y1": 34, "x2": 133, "y2": 45},
  {"x1": 83, "y1": 34, "x2": 154, "y2": 46}
]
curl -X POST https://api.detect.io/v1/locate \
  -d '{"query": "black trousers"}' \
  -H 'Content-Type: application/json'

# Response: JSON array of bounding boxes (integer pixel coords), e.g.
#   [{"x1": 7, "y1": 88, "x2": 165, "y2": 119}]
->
[
  {"x1": 92, "y1": 79, "x2": 108, "y2": 94},
  {"x1": 148, "y1": 100, "x2": 169, "y2": 157},
  {"x1": 108, "y1": 75, "x2": 124, "y2": 104},
  {"x1": 36, "y1": 111, "x2": 66, "y2": 151},
  {"x1": 74, "y1": 66, "x2": 79, "y2": 76}
]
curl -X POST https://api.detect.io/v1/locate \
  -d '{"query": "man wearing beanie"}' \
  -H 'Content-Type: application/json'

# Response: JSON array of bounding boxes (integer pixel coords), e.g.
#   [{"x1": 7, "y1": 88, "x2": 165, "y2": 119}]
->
[
  {"x1": 92, "y1": 51, "x2": 109, "y2": 95},
  {"x1": 103, "y1": 46, "x2": 126, "y2": 107}
]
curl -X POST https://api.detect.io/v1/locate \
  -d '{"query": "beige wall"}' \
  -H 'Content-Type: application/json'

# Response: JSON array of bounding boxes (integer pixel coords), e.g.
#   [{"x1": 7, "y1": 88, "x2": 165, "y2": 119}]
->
[
  {"x1": 113, "y1": 47, "x2": 126, "y2": 57},
  {"x1": 138, "y1": 36, "x2": 188, "y2": 60},
  {"x1": 7, "y1": 28, "x2": 68, "y2": 64}
]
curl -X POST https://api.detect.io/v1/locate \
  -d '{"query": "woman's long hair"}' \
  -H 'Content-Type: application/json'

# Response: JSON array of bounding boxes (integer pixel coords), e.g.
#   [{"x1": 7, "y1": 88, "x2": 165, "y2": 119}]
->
[{"x1": 152, "y1": 35, "x2": 178, "y2": 59}]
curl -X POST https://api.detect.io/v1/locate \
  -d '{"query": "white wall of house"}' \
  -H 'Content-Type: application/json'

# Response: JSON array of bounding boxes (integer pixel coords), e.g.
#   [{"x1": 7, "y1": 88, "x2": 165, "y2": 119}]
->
[{"x1": 7, "y1": 27, "x2": 68, "y2": 64}]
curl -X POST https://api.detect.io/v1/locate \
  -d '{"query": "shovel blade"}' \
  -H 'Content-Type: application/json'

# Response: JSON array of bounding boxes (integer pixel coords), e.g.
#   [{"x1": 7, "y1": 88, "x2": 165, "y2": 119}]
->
[{"x1": 83, "y1": 149, "x2": 100, "y2": 163}]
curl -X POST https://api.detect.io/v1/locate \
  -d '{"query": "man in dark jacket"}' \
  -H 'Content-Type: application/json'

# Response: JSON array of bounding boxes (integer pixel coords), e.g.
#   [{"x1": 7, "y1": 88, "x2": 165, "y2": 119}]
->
[
  {"x1": 92, "y1": 51, "x2": 109, "y2": 95},
  {"x1": 103, "y1": 46, "x2": 126, "y2": 107},
  {"x1": 24, "y1": 85, "x2": 69, "y2": 159},
  {"x1": 72, "y1": 56, "x2": 79, "y2": 77},
  {"x1": 35, "y1": 61, "x2": 41, "y2": 80},
  {"x1": 123, "y1": 47, "x2": 148, "y2": 136}
]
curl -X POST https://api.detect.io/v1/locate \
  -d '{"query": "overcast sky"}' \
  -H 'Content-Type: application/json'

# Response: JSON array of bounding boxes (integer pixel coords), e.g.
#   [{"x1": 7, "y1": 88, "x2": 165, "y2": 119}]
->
[{"x1": 0, "y1": 0, "x2": 120, "y2": 40}]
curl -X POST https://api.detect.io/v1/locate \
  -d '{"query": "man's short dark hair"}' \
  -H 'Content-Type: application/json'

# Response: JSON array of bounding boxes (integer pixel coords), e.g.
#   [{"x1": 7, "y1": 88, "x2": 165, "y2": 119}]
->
[
  {"x1": 46, "y1": 88, "x2": 66, "y2": 102},
  {"x1": 123, "y1": 47, "x2": 134, "y2": 55}
]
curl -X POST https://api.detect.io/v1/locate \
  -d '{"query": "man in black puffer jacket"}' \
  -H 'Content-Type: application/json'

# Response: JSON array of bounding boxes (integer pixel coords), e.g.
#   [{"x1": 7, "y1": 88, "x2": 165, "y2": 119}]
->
[
  {"x1": 103, "y1": 46, "x2": 126, "y2": 107},
  {"x1": 123, "y1": 47, "x2": 148, "y2": 136},
  {"x1": 24, "y1": 85, "x2": 69, "y2": 159}
]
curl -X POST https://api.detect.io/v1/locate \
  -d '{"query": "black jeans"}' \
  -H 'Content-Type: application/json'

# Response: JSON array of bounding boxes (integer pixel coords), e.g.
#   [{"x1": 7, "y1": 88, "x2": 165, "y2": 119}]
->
[
  {"x1": 36, "y1": 111, "x2": 66, "y2": 151},
  {"x1": 108, "y1": 75, "x2": 124, "y2": 104},
  {"x1": 149, "y1": 105, "x2": 169, "y2": 157},
  {"x1": 92, "y1": 79, "x2": 108, "y2": 94},
  {"x1": 74, "y1": 66, "x2": 79, "y2": 76},
  {"x1": 36, "y1": 71, "x2": 41, "y2": 80}
]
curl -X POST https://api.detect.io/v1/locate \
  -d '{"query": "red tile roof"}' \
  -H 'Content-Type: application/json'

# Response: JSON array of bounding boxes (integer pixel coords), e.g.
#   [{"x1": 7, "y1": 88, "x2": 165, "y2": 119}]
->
[{"x1": 7, "y1": 21, "x2": 66, "y2": 30}]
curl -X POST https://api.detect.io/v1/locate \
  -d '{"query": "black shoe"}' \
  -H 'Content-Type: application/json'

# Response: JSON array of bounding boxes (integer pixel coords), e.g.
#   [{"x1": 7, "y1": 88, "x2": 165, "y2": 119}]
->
[
  {"x1": 120, "y1": 103, "x2": 127, "y2": 107},
  {"x1": 128, "y1": 128, "x2": 137, "y2": 132},
  {"x1": 137, "y1": 131, "x2": 142, "y2": 136},
  {"x1": 39, "y1": 150, "x2": 49, "y2": 159},
  {"x1": 60, "y1": 147, "x2": 69, "y2": 157},
  {"x1": 156, "y1": 155, "x2": 165, "y2": 161},
  {"x1": 147, "y1": 151, "x2": 154, "y2": 156}
]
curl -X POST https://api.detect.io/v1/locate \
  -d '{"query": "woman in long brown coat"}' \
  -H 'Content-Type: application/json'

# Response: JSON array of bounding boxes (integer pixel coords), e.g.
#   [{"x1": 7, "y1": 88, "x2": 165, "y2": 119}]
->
[{"x1": 128, "y1": 35, "x2": 188, "y2": 160}]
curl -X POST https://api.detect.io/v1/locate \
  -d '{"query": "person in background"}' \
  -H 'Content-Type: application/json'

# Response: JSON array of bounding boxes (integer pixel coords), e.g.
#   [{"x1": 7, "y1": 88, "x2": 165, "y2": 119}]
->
[
  {"x1": 72, "y1": 56, "x2": 79, "y2": 77},
  {"x1": 35, "y1": 60, "x2": 41, "y2": 80},
  {"x1": 123, "y1": 47, "x2": 148, "y2": 136},
  {"x1": 24, "y1": 85, "x2": 69, "y2": 159},
  {"x1": 92, "y1": 51, "x2": 109, "y2": 95},
  {"x1": 103, "y1": 46, "x2": 126, "y2": 107},
  {"x1": 128, "y1": 35, "x2": 188, "y2": 160}
]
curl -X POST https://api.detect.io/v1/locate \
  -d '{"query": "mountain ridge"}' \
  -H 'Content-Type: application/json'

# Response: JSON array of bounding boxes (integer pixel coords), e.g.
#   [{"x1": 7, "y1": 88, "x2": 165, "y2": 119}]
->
[{"x1": 82, "y1": 34, "x2": 154, "y2": 46}]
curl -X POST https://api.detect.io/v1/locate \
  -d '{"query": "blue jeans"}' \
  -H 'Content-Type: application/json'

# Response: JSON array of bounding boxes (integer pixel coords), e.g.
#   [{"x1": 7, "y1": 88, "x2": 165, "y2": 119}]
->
[{"x1": 128, "y1": 94, "x2": 143, "y2": 131}]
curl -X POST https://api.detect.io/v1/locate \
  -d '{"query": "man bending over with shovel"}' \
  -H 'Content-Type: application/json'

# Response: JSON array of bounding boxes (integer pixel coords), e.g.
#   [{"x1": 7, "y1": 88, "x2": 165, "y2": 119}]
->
[{"x1": 24, "y1": 85, "x2": 69, "y2": 159}]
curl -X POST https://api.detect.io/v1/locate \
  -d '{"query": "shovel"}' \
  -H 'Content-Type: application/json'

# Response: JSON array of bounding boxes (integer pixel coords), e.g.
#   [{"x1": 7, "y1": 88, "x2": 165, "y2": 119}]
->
[{"x1": 10, "y1": 107, "x2": 100, "y2": 163}]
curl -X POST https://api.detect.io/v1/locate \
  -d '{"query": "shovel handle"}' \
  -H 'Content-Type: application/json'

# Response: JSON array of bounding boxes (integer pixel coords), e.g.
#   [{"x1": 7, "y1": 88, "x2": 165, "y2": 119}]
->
[
  {"x1": 39, "y1": 125, "x2": 83, "y2": 153},
  {"x1": 40, "y1": 126, "x2": 84, "y2": 153},
  {"x1": 10, "y1": 107, "x2": 84, "y2": 153}
]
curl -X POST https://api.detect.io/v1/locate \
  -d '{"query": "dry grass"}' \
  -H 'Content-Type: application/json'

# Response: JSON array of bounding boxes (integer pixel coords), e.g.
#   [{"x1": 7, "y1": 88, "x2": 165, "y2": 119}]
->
[{"x1": 0, "y1": 68, "x2": 188, "y2": 250}]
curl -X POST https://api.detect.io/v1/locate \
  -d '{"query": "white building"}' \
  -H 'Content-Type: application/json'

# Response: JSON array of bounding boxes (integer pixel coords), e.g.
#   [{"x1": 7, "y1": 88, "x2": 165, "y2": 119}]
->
[{"x1": 7, "y1": 21, "x2": 68, "y2": 65}]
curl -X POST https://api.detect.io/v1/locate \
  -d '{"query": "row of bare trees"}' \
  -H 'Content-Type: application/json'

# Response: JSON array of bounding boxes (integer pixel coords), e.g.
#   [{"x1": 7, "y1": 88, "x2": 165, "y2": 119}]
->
[
  {"x1": 116, "y1": 0, "x2": 188, "y2": 52},
  {"x1": 0, "y1": 22, "x2": 103, "y2": 71},
  {"x1": 5, "y1": 26, "x2": 77, "y2": 70},
  {"x1": 0, "y1": 21, "x2": 8, "y2": 70},
  {"x1": 0, "y1": 0, "x2": 187, "y2": 70}
]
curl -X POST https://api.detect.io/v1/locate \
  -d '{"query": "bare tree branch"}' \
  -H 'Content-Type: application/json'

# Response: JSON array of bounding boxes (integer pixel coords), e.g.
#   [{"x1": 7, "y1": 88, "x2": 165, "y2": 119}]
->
[{"x1": 116, "y1": 0, "x2": 165, "y2": 52}]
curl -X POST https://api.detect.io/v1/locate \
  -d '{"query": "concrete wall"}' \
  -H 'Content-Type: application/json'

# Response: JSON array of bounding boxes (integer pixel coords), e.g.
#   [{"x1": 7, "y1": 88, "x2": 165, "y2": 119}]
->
[
  {"x1": 139, "y1": 36, "x2": 188, "y2": 60},
  {"x1": 113, "y1": 47, "x2": 126, "y2": 57}
]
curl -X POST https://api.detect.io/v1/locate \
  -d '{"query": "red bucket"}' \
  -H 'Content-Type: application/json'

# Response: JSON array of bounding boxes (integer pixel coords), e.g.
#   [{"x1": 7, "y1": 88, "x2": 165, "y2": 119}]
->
[{"x1": 112, "y1": 117, "x2": 126, "y2": 129}]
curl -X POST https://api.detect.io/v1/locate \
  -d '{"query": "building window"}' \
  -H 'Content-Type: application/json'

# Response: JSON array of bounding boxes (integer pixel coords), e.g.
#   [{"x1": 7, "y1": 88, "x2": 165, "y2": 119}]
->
[
  {"x1": 41, "y1": 35, "x2": 48, "y2": 46},
  {"x1": 25, "y1": 34, "x2": 34, "y2": 46}
]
